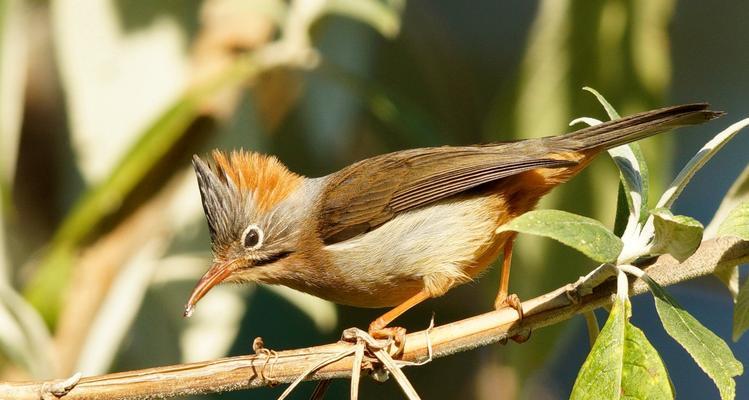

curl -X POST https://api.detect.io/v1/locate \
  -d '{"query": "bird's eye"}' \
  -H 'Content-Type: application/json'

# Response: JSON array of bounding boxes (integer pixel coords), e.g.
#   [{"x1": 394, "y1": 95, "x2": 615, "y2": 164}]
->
[{"x1": 241, "y1": 225, "x2": 263, "y2": 250}]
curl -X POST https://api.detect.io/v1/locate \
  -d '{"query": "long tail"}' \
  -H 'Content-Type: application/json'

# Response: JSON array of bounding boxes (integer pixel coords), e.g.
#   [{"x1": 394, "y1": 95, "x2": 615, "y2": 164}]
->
[{"x1": 553, "y1": 103, "x2": 724, "y2": 151}]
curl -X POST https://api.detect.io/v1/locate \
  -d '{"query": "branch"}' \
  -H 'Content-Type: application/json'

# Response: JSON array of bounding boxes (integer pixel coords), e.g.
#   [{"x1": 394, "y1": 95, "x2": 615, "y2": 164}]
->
[{"x1": 3, "y1": 237, "x2": 747, "y2": 400}]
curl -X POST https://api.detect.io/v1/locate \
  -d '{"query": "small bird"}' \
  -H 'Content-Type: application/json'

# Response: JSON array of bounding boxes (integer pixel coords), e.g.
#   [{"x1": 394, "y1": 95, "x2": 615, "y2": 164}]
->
[{"x1": 184, "y1": 104, "x2": 721, "y2": 343}]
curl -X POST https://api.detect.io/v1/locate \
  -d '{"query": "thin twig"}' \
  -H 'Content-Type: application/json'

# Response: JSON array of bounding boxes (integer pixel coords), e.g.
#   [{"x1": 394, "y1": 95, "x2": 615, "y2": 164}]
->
[
  {"x1": 1, "y1": 237, "x2": 746, "y2": 400},
  {"x1": 40, "y1": 372, "x2": 81, "y2": 400},
  {"x1": 582, "y1": 312, "x2": 599, "y2": 348}
]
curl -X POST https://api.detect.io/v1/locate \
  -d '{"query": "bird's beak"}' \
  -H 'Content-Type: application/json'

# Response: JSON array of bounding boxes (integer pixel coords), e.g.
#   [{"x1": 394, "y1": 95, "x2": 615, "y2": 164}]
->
[{"x1": 183, "y1": 260, "x2": 237, "y2": 317}]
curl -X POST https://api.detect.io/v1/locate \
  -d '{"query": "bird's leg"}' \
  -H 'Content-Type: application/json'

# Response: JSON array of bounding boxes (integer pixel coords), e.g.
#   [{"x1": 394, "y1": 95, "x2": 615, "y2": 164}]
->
[
  {"x1": 494, "y1": 234, "x2": 530, "y2": 343},
  {"x1": 494, "y1": 234, "x2": 519, "y2": 313},
  {"x1": 368, "y1": 289, "x2": 431, "y2": 356}
]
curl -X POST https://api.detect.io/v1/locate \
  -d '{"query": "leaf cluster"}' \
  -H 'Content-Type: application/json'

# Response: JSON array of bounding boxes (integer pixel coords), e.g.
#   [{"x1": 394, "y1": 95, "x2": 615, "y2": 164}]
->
[{"x1": 500, "y1": 89, "x2": 748, "y2": 399}]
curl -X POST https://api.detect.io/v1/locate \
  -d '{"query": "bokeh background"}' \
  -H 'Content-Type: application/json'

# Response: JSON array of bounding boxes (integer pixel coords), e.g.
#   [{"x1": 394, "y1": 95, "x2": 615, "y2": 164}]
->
[{"x1": 1, "y1": 0, "x2": 748, "y2": 399}]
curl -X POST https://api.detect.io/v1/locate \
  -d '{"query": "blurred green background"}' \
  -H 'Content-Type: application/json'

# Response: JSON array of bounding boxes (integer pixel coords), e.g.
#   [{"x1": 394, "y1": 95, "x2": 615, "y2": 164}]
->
[{"x1": 0, "y1": 0, "x2": 747, "y2": 399}]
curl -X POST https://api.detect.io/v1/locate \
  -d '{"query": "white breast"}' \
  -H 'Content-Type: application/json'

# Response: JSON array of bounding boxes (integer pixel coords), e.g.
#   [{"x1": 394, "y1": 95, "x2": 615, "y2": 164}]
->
[{"x1": 324, "y1": 195, "x2": 501, "y2": 305}]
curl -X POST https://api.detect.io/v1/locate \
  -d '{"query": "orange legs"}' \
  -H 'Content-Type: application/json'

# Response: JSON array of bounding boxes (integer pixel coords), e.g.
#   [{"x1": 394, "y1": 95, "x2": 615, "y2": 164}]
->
[
  {"x1": 368, "y1": 290, "x2": 431, "y2": 353},
  {"x1": 369, "y1": 289, "x2": 430, "y2": 332},
  {"x1": 494, "y1": 234, "x2": 523, "y2": 319},
  {"x1": 365, "y1": 234, "x2": 528, "y2": 351},
  {"x1": 493, "y1": 234, "x2": 531, "y2": 343}
]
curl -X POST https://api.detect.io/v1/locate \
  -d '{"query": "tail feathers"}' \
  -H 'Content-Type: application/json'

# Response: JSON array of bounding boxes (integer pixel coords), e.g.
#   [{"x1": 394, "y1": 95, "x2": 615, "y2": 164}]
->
[{"x1": 555, "y1": 103, "x2": 724, "y2": 151}]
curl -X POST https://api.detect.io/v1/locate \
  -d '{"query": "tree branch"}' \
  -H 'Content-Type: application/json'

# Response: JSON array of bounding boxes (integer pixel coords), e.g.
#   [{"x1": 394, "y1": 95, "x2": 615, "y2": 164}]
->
[{"x1": 2, "y1": 237, "x2": 747, "y2": 400}]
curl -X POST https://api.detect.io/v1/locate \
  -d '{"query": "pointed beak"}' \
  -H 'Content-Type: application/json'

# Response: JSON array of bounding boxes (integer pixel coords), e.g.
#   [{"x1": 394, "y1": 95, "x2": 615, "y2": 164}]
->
[{"x1": 184, "y1": 260, "x2": 237, "y2": 317}]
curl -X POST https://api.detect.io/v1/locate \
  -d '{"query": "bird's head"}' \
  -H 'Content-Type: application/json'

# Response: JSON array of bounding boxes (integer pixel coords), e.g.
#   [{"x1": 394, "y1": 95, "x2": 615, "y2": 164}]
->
[{"x1": 184, "y1": 150, "x2": 306, "y2": 316}]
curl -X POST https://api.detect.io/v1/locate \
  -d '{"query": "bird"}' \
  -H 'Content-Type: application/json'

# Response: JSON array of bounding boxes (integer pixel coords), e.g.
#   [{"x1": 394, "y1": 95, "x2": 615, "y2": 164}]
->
[{"x1": 183, "y1": 103, "x2": 721, "y2": 346}]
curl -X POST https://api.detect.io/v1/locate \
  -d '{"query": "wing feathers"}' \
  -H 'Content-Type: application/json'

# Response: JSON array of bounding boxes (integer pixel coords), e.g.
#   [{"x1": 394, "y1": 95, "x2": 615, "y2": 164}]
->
[
  {"x1": 390, "y1": 158, "x2": 571, "y2": 211},
  {"x1": 317, "y1": 145, "x2": 575, "y2": 243}
]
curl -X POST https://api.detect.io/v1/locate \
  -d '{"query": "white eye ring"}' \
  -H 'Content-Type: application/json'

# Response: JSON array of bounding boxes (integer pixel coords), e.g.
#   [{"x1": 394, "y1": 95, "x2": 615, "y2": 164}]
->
[{"x1": 241, "y1": 224, "x2": 264, "y2": 250}]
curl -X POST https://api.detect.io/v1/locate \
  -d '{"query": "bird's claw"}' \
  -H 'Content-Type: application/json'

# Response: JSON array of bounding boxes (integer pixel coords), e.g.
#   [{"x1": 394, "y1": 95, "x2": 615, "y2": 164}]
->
[
  {"x1": 496, "y1": 293, "x2": 531, "y2": 344},
  {"x1": 369, "y1": 327, "x2": 407, "y2": 357},
  {"x1": 495, "y1": 293, "x2": 524, "y2": 319},
  {"x1": 342, "y1": 326, "x2": 406, "y2": 358}
]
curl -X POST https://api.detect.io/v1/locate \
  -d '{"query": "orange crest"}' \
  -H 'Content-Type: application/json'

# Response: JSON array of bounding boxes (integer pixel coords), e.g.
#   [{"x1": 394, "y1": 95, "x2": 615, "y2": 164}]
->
[{"x1": 210, "y1": 150, "x2": 302, "y2": 213}]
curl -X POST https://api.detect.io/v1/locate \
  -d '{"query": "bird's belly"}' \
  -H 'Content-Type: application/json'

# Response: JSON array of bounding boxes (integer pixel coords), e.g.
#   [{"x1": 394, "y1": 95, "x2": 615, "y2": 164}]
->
[{"x1": 321, "y1": 194, "x2": 510, "y2": 307}]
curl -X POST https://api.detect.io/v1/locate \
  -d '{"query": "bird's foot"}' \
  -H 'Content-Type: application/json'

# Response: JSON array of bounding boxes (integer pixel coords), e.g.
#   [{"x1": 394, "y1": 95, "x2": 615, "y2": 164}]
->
[
  {"x1": 494, "y1": 293, "x2": 524, "y2": 319},
  {"x1": 341, "y1": 327, "x2": 425, "y2": 397},
  {"x1": 368, "y1": 324, "x2": 407, "y2": 358},
  {"x1": 494, "y1": 293, "x2": 531, "y2": 344},
  {"x1": 341, "y1": 327, "x2": 396, "y2": 383}
]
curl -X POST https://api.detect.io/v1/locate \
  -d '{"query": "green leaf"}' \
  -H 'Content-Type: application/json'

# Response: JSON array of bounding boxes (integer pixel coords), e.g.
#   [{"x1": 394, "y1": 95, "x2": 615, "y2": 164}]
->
[
  {"x1": 733, "y1": 277, "x2": 749, "y2": 341},
  {"x1": 571, "y1": 296, "x2": 626, "y2": 400},
  {"x1": 717, "y1": 201, "x2": 749, "y2": 240},
  {"x1": 657, "y1": 118, "x2": 749, "y2": 209},
  {"x1": 707, "y1": 165, "x2": 749, "y2": 238},
  {"x1": 496, "y1": 209, "x2": 623, "y2": 263},
  {"x1": 613, "y1": 182, "x2": 630, "y2": 237},
  {"x1": 649, "y1": 208, "x2": 704, "y2": 262},
  {"x1": 583, "y1": 86, "x2": 621, "y2": 119},
  {"x1": 715, "y1": 265, "x2": 740, "y2": 303},
  {"x1": 643, "y1": 276, "x2": 743, "y2": 400},
  {"x1": 571, "y1": 296, "x2": 673, "y2": 400},
  {"x1": 581, "y1": 87, "x2": 650, "y2": 231},
  {"x1": 622, "y1": 322, "x2": 674, "y2": 399},
  {"x1": 609, "y1": 143, "x2": 650, "y2": 226},
  {"x1": 708, "y1": 170, "x2": 749, "y2": 300},
  {"x1": 716, "y1": 200, "x2": 749, "y2": 312}
]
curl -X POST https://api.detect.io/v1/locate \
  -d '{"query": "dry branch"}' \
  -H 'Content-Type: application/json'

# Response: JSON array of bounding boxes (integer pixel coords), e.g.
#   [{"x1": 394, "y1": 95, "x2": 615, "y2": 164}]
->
[{"x1": 2, "y1": 237, "x2": 747, "y2": 400}]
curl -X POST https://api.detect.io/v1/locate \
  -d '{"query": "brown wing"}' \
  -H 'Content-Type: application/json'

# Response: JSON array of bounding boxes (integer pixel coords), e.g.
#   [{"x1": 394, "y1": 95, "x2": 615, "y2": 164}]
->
[{"x1": 317, "y1": 144, "x2": 576, "y2": 244}]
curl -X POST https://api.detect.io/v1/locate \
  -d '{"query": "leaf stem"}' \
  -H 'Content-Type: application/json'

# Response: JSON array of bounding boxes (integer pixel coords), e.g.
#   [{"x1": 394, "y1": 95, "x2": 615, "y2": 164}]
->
[
  {"x1": 618, "y1": 264, "x2": 645, "y2": 279},
  {"x1": 583, "y1": 311, "x2": 600, "y2": 348}
]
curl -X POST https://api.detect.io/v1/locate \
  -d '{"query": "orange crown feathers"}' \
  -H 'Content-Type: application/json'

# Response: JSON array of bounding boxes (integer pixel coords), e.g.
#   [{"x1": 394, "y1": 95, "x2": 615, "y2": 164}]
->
[{"x1": 210, "y1": 150, "x2": 303, "y2": 213}]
